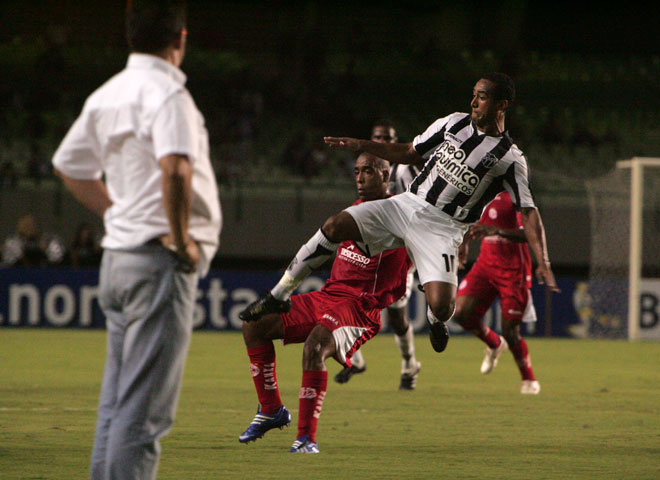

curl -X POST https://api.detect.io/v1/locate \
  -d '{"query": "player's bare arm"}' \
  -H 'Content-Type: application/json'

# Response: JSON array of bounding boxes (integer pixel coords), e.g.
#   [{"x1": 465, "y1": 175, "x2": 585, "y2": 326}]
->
[
  {"x1": 466, "y1": 223, "x2": 527, "y2": 243},
  {"x1": 324, "y1": 137, "x2": 422, "y2": 165},
  {"x1": 520, "y1": 207, "x2": 560, "y2": 292},
  {"x1": 53, "y1": 169, "x2": 113, "y2": 218}
]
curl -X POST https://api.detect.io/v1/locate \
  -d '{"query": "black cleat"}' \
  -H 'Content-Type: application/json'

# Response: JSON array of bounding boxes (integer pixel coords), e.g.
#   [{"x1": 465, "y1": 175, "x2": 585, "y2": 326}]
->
[
  {"x1": 428, "y1": 320, "x2": 449, "y2": 352},
  {"x1": 334, "y1": 364, "x2": 367, "y2": 384},
  {"x1": 399, "y1": 361, "x2": 421, "y2": 390},
  {"x1": 239, "y1": 292, "x2": 291, "y2": 322}
]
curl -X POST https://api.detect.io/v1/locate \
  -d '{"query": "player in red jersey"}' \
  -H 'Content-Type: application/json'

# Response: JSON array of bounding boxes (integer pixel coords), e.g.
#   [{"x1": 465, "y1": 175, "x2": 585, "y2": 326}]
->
[
  {"x1": 238, "y1": 152, "x2": 412, "y2": 453},
  {"x1": 453, "y1": 191, "x2": 542, "y2": 394},
  {"x1": 334, "y1": 120, "x2": 422, "y2": 390}
]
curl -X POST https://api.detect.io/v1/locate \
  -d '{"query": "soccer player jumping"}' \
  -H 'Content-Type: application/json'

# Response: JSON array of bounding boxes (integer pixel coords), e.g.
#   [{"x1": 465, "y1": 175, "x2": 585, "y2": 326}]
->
[
  {"x1": 239, "y1": 153, "x2": 411, "y2": 453},
  {"x1": 241, "y1": 72, "x2": 559, "y2": 359}
]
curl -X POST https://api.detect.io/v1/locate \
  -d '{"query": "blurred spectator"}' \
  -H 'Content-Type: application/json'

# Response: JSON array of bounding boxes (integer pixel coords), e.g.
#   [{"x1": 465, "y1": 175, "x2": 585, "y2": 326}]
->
[
  {"x1": 0, "y1": 160, "x2": 18, "y2": 189},
  {"x1": 68, "y1": 222, "x2": 102, "y2": 268},
  {"x1": 1, "y1": 214, "x2": 66, "y2": 267}
]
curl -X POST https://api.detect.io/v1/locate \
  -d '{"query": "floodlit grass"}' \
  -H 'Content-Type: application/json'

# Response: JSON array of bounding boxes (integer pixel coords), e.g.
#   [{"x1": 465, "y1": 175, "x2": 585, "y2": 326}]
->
[{"x1": 1, "y1": 329, "x2": 659, "y2": 480}]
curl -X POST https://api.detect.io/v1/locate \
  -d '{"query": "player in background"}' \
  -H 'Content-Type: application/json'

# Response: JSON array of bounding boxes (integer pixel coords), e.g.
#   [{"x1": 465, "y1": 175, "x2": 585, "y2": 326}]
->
[
  {"x1": 334, "y1": 120, "x2": 423, "y2": 390},
  {"x1": 241, "y1": 72, "x2": 559, "y2": 360},
  {"x1": 454, "y1": 191, "x2": 543, "y2": 394},
  {"x1": 238, "y1": 152, "x2": 411, "y2": 453}
]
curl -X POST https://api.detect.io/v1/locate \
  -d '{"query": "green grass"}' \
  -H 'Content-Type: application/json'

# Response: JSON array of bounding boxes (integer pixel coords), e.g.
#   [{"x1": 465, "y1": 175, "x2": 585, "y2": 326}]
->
[{"x1": 1, "y1": 330, "x2": 659, "y2": 480}]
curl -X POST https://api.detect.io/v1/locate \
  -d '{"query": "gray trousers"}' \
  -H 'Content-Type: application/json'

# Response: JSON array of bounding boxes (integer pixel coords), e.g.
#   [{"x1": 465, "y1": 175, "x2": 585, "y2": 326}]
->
[{"x1": 90, "y1": 245, "x2": 197, "y2": 480}]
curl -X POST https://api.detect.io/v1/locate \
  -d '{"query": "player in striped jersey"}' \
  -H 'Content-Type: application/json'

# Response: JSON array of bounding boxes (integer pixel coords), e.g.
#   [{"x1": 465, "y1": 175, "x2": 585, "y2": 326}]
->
[
  {"x1": 241, "y1": 72, "x2": 558, "y2": 357},
  {"x1": 238, "y1": 153, "x2": 411, "y2": 453},
  {"x1": 335, "y1": 120, "x2": 424, "y2": 390}
]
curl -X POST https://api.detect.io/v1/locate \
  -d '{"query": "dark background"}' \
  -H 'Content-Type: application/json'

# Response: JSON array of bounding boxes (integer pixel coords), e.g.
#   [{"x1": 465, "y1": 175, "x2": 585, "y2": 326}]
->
[{"x1": 1, "y1": 1, "x2": 658, "y2": 270}]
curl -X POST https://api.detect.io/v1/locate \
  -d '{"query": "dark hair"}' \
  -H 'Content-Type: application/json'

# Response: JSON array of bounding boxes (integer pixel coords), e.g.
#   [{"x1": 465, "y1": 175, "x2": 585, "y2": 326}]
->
[
  {"x1": 372, "y1": 119, "x2": 396, "y2": 130},
  {"x1": 358, "y1": 152, "x2": 390, "y2": 172},
  {"x1": 126, "y1": 0, "x2": 187, "y2": 54},
  {"x1": 482, "y1": 72, "x2": 516, "y2": 105}
]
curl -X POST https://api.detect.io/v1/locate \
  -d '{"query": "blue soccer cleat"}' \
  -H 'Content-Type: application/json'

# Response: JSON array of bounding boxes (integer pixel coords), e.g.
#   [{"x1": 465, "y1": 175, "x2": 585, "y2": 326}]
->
[
  {"x1": 289, "y1": 434, "x2": 320, "y2": 453},
  {"x1": 239, "y1": 405, "x2": 292, "y2": 443}
]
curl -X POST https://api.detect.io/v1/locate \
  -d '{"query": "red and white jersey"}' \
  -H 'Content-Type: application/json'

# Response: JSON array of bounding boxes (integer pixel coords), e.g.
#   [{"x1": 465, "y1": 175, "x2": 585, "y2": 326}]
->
[
  {"x1": 322, "y1": 199, "x2": 412, "y2": 310},
  {"x1": 477, "y1": 191, "x2": 532, "y2": 286}
]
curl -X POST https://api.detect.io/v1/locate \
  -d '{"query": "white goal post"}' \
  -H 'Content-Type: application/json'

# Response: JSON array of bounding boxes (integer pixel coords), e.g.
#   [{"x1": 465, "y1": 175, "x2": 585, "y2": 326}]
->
[{"x1": 616, "y1": 157, "x2": 660, "y2": 341}]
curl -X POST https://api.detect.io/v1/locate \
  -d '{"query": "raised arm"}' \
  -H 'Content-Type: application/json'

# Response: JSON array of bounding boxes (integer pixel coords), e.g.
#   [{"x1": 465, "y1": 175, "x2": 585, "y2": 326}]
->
[
  {"x1": 520, "y1": 207, "x2": 559, "y2": 292},
  {"x1": 324, "y1": 137, "x2": 423, "y2": 165}
]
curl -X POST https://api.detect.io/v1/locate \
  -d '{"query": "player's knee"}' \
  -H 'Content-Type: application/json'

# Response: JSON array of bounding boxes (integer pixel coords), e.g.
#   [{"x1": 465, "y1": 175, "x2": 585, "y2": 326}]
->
[
  {"x1": 388, "y1": 308, "x2": 408, "y2": 335},
  {"x1": 322, "y1": 211, "x2": 358, "y2": 243},
  {"x1": 242, "y1": 321, "x2": 257, "y2": 346},
  {"x1": 321, "y1": 215, "x2": 342, "y2": 243},
  {"x1": 302, "y1": 340, "x2": 325, "y2": 370},
  {"x1": 502, "y1": 322, "x2": 522, "y2": 345},
  {"x1": 428, "y1": 300, "x2": 455, "y2": 323}
]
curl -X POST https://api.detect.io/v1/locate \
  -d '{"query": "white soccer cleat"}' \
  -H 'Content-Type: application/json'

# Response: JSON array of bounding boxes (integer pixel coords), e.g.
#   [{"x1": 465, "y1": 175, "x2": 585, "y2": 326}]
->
[
  {"x1": 480, "y1": 336, "x2": 508, "y2": 374},
  {"x1": 520, "y1": 380, "x2": 541, "y2": 395}
]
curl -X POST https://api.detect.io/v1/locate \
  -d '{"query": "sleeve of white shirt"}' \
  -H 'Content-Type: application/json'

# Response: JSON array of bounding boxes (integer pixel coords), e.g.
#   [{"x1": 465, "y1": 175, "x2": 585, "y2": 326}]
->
[
  {"x1": 52, "y1": 109, "x2": 103, "y2": 180},
  {"x1": 152, "y1": 90, "x2": 199, "y2": 163}
]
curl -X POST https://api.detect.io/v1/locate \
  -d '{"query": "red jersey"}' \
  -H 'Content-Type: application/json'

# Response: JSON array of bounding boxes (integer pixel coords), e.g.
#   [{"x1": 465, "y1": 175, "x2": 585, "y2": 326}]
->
[
  {"x1": 322, "y1": 200, "x2": 412, "y2": 310},
  {"x1": 477, "y1": 191, "x2": 532, "y2": 284}
]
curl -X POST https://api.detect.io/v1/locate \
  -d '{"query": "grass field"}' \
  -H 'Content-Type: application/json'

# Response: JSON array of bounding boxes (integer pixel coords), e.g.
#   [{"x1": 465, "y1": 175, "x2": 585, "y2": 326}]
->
[{"x1": 1, "y1": 329, "x2": 659, "y2": 480}]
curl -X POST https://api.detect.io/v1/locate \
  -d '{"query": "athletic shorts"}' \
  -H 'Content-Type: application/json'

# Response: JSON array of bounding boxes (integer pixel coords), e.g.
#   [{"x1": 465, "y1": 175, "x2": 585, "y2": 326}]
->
[
  {"x1": 457, "y1": 260, "x2": 537, "y2": 324},
  {"x1": 344, "y1": 192, "x2": 468, "y2": 286},
  {"x1": 280, "y1": 290, "x2": 381, "y2": 367}
]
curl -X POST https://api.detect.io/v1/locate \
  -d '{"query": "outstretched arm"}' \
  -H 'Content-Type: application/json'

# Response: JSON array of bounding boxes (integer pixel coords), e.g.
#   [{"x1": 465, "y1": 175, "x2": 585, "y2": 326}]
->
[
  {"x1": 324, "y1": 137, "x2": 423, "y2": 165},
  {"x1": 521, "y1": 207, "x2": 560, "y2": 292}
]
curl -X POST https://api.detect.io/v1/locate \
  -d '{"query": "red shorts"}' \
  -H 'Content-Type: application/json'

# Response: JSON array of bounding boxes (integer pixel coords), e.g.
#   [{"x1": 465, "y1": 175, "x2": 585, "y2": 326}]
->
[
  {"x1": 280, "y1": 290, "x2": 381, "y2": 367},
  {"x1": 457, "y1": 260, "x2": 534, "y2": 323}
]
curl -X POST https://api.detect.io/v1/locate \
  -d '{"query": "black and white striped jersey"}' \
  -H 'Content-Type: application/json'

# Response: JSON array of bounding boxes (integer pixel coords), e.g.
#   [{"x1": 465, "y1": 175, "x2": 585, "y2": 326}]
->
[
  {"x1": 388, "y1": 163, "x2": 421, "y2": 195},
  {"x1": 409, "y1": 112, "x2": 535, "y2": 224}
]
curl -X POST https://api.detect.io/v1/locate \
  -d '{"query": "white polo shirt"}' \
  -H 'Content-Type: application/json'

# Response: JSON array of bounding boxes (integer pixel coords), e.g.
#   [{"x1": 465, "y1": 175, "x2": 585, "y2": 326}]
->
[{"x1": 53, "y1": 53, "x2": 222, "y2": 276}]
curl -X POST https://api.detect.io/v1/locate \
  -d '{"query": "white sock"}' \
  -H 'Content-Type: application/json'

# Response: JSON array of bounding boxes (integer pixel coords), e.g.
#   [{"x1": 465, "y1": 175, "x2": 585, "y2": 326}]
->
[
  {"x1": 271, "y1": 229, "x2": 339, "y2": 300},
  {"x1": 395, "y1": 324, "x2": 416, "y2": 370},
  {"x1": 350, "y1": 349, "x2": 365, "y2": 369}
]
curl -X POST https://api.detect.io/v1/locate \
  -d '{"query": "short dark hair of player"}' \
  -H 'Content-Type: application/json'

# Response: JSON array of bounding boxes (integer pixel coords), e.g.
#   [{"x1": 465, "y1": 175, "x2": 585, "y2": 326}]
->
[
  {"x1": 482, "y1": 72, "x2": 516, "y2": 105},
  {"x1": 372, "y1": 119, "x2": 396, "y2": 131},
  {"x1": 359, "y1": 152, "x2": 390, "y2": 173},
  {"x1": 126, "y1": 0, "x2": 187, "y2": 54}
]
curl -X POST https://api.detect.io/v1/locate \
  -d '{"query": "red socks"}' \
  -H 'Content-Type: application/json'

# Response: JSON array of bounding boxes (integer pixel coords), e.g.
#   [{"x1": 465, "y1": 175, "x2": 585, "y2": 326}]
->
[
  {"x1": 477, "y1": 326, "x2": 502, "y2": 349},
  {"x1": 509, "y1": 339, "x2": 536, "y2": 381},
  {"x1": 247, "y1": 343, "x2": 282, "y2": 414},
  {"x1": 297, "y1": 370, "x2": 328, "y2": 442}
]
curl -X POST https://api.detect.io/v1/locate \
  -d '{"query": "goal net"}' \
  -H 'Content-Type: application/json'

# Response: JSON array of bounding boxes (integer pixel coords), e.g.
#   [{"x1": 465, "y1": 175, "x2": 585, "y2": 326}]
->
[{"x1": 584, "y1": 158, "x2": 660, "y2": 340}]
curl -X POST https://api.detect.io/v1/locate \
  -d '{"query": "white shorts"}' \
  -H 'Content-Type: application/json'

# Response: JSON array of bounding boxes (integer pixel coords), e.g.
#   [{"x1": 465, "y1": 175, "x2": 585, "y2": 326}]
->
[{"x1": 344, "y1": 192, "x2": 469, "y2": 286}]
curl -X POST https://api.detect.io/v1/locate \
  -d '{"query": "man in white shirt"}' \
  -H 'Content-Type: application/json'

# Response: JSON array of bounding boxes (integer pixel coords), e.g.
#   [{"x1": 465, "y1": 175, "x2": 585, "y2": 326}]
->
[{"x1": 52, "y1": 2, "x2": 221, "y2": 478}]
